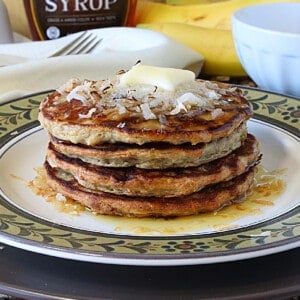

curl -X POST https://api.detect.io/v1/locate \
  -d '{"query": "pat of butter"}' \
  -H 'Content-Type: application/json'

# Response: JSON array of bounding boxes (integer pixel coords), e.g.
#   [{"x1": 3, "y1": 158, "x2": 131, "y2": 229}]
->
[{"x1": 120, "y1": 64, "x2": 195, "y2": 91}]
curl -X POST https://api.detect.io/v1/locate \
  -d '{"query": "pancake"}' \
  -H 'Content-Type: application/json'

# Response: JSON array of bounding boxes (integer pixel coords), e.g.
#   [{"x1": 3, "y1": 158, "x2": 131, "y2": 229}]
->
[
  {"x1": 44, "y1": 161, "x2": 257, "y2": 218},
  {"x1": 37, "y1": 66, "x2": 261, "y2": 218},
  {"x1": 46, "y1": 134, "x2": 261, "y2": 198},
  {"x1": 49, "y1": 122, "x2": 247, "y2": 169},
  {"x1": 38, "y1": 77, "x2": 252, "y2": 146}
]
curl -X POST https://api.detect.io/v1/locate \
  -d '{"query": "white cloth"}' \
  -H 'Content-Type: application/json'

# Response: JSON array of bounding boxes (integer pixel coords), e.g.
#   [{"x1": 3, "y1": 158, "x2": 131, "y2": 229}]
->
[{"x1": 0, "y1": 27, "x2": 204, "y2": 103}]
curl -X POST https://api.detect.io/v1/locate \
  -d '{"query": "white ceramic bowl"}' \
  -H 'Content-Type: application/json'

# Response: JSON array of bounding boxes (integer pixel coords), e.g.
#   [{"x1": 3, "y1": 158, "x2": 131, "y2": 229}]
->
[{"x1": 232, "y1": 3, "x2": 300, "y2": 98}]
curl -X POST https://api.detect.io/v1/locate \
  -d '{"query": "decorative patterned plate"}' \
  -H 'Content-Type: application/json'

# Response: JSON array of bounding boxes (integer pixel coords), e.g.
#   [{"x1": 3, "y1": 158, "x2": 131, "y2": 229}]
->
[{"x1": 0, "y1": 88, "x2": 299, "y2": 266}]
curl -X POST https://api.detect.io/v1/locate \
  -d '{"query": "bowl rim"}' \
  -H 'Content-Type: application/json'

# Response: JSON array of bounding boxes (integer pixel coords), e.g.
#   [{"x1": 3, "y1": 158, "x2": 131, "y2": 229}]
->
[{"x1": 232, "y1": 2, "x2": 300, "y2": 38}]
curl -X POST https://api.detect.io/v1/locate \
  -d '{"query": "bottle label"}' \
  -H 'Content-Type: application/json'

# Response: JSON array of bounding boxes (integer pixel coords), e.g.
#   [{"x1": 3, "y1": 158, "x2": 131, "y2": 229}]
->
[{"x1": 25, "y1": 0, "x2": 132, "y2": 40}]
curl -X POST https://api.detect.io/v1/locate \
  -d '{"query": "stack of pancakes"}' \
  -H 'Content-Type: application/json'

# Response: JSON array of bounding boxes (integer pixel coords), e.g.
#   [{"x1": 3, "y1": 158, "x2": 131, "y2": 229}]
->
[{"x1": 39, "y1": 68, "x2": 261, "y2": 217}]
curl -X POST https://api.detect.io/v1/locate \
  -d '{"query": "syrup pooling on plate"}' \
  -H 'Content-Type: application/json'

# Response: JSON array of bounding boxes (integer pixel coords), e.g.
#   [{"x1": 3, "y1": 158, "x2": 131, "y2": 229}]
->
[
  {"x1": 28, "y1": 165, "x2": 286, "y2": 235},
  {"x1": 28, "y1": 167, "x2": 85, "y2": 215}
]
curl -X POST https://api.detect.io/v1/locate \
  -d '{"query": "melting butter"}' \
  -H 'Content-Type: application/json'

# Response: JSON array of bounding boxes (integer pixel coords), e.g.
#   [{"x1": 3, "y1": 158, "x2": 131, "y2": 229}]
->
[{"x1": 120, "y1": 64, "x2": 195, "y2": 91}]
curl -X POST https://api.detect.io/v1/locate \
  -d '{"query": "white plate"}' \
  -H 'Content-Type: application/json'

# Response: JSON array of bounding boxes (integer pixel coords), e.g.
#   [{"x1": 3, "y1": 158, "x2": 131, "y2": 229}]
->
[{"x1": 0, "y1": 88, "x2": 299, "y2": 266}]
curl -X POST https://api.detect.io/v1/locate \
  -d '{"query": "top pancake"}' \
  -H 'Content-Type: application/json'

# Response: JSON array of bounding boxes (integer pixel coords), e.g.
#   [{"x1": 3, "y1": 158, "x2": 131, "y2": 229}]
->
[{"x1": 39, "y1": 74, "x2": 252, "y2": 146}]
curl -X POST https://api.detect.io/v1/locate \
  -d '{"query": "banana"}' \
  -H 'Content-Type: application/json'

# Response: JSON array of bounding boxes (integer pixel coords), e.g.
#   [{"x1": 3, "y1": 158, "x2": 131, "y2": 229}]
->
[
  {"x1": 135, "y1": 0, "x2": 300, "y2": 30},
  {"x1": 138, "y1": 22, "x2": 246, "y2": 77}
]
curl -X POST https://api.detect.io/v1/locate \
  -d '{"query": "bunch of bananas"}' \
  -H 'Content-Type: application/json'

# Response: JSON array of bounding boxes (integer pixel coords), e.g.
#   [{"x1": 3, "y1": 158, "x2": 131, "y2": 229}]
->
[{"x1": 135, "y1": 0, "x2": 299, "y2": 77}]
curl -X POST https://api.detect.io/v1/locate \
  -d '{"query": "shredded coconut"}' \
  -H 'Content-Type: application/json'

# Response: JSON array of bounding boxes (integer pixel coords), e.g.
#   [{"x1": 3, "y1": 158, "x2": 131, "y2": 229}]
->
[
  {"x1": 55, "y1": 73, "x2": 238, "y2": 121},
  {"x1": 78, "y1": 107, "x2": 96, "y2": 118},
  {"x1": 211, "y1": 108, "x2": 224, "y2": 119},
  {"x1": 140, "y1": 103, "x2": 157, "y2": 120},
  {"x1": 116, "y1": 103, "x2": 127, "y2": 115},
  {"x1": 65, "y1": 80, "x2": 94, "y2": 103},
  {"x1": 56, "y1": 78, "x2": 82, "y2": 94},
  {"x1": 170, "y1": 92, "x2": 206, "y2": 115},
  {"x1": 117, "y1": 122, "x2": 126, "y2": 128},
  {"x1": 170, "y1": 100, "x2": 187, "y2": 115}
]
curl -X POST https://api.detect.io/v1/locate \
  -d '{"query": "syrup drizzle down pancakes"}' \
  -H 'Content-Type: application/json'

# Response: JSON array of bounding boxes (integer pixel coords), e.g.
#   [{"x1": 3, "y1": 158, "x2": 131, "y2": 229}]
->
[{"x1": 39, "y1": 64, "x2": 261, "y2": 217}]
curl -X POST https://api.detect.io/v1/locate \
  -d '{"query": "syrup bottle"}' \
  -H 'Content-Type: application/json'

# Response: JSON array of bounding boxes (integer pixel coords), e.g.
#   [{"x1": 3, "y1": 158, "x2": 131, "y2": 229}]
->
[{"x1": 23, "y1": 0, "x2": 137, "y2": 40}]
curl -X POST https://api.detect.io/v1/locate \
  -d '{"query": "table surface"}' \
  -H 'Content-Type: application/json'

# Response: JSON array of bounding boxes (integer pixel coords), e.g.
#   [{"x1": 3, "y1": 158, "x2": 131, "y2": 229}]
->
[{"x1": 0, "y1": 244, "x2": 299, "y2": 300}]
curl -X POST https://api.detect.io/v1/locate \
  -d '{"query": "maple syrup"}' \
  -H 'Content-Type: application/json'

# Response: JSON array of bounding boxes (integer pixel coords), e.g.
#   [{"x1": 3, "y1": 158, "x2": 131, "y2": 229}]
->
[
  {"x1": 29, "y1": 165, "x2": 286, "y2": 236},
  {"x1": 23, "y1": 0, "x2": 137, "y2": 40}
]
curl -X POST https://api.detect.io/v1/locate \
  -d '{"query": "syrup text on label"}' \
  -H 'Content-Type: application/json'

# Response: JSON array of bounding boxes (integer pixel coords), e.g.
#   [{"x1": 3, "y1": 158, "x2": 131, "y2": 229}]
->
[{"x1": 45, "y1": 0, "x2": 118, "y2": 13}]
